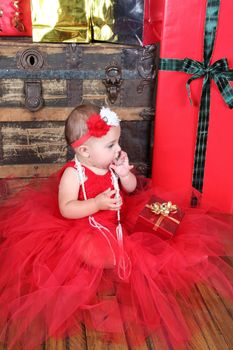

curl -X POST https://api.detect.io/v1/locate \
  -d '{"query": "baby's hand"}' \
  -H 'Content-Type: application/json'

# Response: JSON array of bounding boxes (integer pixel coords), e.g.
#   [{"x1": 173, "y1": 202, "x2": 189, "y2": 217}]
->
[
  {"x1": 110, "y1": 151, "x2": 133, "y2": 178},
  {"x1": 95, "y1": 188, "x2": 122, "y2": 211}
]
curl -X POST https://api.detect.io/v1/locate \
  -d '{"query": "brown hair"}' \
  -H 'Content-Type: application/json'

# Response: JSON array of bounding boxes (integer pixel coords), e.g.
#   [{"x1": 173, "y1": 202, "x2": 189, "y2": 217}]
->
[{"x1": 65, "y1": 104, "x2": 100, "y2": 145}]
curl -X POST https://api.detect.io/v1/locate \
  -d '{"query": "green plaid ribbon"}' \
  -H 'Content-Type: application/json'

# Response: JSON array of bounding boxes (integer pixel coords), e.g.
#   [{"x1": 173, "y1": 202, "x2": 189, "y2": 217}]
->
[{"x1": 159, "y1": 0, "x2": 233, "y2": 194}]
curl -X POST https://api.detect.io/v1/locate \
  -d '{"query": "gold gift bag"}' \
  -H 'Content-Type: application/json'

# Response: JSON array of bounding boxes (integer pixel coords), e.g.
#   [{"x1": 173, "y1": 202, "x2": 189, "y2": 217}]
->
[
  {"x1": 31, "y1": 0, "x2": 91, "y2": 42},
  {"x1": 91, "y1": 0, "x2": 116, "y2": 42}
]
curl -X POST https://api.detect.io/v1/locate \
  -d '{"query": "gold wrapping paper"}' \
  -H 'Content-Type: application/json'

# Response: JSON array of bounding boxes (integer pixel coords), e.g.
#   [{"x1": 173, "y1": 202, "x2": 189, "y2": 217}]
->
[
  {"x1": 91, "y1": 0, "x2": 116, "y2": 42},
  {"x1": 91, "y1": 0, "x2": 145, "y2": 45},
  {"x1": 31, "y1": 0, "x2": 91, "y2": 43}
]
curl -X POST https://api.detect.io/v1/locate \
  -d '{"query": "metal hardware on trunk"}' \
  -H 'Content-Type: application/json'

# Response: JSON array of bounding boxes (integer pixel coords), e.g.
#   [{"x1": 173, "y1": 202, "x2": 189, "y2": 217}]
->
[
  {"x1": 16, "y1": 49, "x2": 44, "y2": 111},
  {"x1": 102, "y1": 63, "x2": 122, "y2": 104},
  {"x1": 17, "y1": 48, "x2": 44, "y2": 70},
  {"x1": 67, "y1": 79, "x2": 83, "y2": 107},
  {"x1": 137, "y1": 45, "x2": 157, "y2": 94},
  {"x1": 24, "y1": 80, "x2": 44, "y2": 112},
  {"x1": 66, "y1": 44, "x2": 82, "y2": 68},
  {"x1": 139, "y1": 107, "x2": 155, "y2": 121}
]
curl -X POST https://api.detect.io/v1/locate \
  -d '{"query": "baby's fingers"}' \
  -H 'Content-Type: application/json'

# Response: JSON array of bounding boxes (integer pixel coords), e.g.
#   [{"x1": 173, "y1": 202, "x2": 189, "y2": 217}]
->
[
  {"x1": 108, "y1": 197, "x2": 122, "y2": 210},
  {"x1": 102, "y1": 188, "x2": 116, "y2": 197},
  {"x1": 109, "y1": 203, "x2": 122, "y2": 210}
]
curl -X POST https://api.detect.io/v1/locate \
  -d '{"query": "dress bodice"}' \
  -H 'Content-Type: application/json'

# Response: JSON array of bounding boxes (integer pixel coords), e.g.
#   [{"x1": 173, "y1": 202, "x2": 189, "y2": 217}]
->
[{"x1": 63, "y1": 161, "x2": 118, "y2": 225}]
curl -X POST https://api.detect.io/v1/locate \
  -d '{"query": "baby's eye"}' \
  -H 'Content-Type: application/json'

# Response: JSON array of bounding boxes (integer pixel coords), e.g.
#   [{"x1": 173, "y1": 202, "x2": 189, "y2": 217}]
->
[{"x1": 107, "y1": 143, "x2": 114, "y2": 148}]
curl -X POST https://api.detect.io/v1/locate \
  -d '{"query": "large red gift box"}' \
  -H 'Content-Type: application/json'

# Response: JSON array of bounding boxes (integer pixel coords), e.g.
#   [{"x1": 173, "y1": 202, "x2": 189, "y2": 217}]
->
[
  {"x1": 143, "y1": 0, "x2": 165, "y2": 45},
  {"x1": 152, "y1": 0, "x2": 233, "y2": 213},
  {"x1": 134, "y1": 196, "x2": 184, "y2": 240}
]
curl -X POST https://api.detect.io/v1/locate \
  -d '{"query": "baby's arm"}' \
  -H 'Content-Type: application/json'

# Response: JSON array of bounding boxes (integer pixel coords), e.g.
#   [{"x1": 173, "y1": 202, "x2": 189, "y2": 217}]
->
[
  {"x1": 110, "y1": 151, "x2": 137, "y2": 193},
  {"x1": 58, "y1": 167, "x2": 121, "y2": 219},
  {"x1": 119, "y1": 171, "x2": 137, "y2": 193}
]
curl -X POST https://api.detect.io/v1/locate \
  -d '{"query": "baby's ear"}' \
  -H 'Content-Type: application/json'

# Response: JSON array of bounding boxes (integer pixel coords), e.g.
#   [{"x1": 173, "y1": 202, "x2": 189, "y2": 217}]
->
[{"x1": 77, "y1": 145, "x2": 90, "y2": 158}]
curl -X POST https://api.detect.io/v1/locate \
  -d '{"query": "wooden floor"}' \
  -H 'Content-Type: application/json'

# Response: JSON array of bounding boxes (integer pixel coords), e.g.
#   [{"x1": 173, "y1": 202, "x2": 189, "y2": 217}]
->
[{"x1": 1, "y1": 281, "x2": 232, "y2": 350}]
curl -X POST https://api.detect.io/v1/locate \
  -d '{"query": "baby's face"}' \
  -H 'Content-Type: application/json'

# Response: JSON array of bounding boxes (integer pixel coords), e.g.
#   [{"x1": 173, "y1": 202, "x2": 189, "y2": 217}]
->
[{"x1": 88, "y1": 126, "x2": 121, "y2": 169}]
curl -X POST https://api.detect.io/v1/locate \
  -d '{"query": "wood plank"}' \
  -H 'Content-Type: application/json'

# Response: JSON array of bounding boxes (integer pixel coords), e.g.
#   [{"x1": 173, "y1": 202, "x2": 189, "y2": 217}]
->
[
  {"x1": 0, "y1": 40, "x2": 133, "y2": 52},
  {"x1": 177, "y1": 286, "x2": 215, "y2": 350},
  {"x1": 0, "y1": 107, "x2": 71, "y2": 122},
  {"x1": 147, "y1": 329, "x2": 170, "y2": 350},
  {"x1": 124, "y1": 329, "x2": 149, "y2": 350},
  {"x1": 44, "y1": 328, "x2": 87, "y2": 350},
  {"x1": 197, "y1": 284, "x2": 233, "y2": 349},
  {"x1": 43, "y1": 337, "x2": 65, "y2": 350},
  {"x1": 186, "y1": 284, "x2": 231, "y2": 350},
  {"x1": 0, "y1": 79, "x2": 24, "y2": 105},
  {"x1": 68, "y1": 324, "x2": 87, "y2": 350},
  {"x1": 83, "y1": 80, "x2": 106, "y2": 96},
  {"x1": 0, "y1": 107, "x2": 144, "y2": 122},
  {"x1": 0, "y1": 164, "x2": 62, "y2": 178},
  {"x1": 1, "y1": 122, "x2": 66, "y2": 164},
  {"x1": 122, "y1": 80, "x2": 155, "y2": 108},
  {"x1": 0, "y1": 40, "x2": 66, "y2": 54}
]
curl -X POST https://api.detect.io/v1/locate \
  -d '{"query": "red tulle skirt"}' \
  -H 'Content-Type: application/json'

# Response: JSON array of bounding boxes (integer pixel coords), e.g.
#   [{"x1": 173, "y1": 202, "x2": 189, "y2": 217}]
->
[{"x1": 0, "y1": 175, "x2": 233, "y2": 349}]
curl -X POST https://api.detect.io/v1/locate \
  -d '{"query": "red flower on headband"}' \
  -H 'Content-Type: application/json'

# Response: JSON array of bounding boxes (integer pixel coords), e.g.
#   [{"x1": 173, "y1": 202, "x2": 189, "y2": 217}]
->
[{"x1": 87, "y1": 114, "x2": 110, "y2": 137}]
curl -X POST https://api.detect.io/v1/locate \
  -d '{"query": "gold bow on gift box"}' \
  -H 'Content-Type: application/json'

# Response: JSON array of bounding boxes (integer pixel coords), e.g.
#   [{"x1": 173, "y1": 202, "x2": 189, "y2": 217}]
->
[
  {"x1": 146, "y1": 201, "x2": 180, "y2": 231},
  {"x1": 11, "y1": 0, "x2": 26, "y2": 32}
]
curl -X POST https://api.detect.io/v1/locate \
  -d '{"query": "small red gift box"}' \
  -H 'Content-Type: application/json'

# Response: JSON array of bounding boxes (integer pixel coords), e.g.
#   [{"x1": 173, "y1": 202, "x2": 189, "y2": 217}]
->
[
  {"x1": 0, "y1": 0, "x2": 32, "y2": 36},
  {"x1": 134, "y1": 196, "x2": 184, "y2": 240}
]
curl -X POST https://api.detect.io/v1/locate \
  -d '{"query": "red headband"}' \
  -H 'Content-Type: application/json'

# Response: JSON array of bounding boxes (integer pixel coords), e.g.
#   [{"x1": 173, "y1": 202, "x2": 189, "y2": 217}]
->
[{"x1": 71, "y1": 113, "x2": 110, "y2": 148}]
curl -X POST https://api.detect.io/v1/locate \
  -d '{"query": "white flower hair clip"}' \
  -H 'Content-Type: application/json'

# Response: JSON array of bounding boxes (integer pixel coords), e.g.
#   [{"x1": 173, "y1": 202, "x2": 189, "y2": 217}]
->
[{"x1": 100, "y1": 107, "x2": 121, "y2": 126}]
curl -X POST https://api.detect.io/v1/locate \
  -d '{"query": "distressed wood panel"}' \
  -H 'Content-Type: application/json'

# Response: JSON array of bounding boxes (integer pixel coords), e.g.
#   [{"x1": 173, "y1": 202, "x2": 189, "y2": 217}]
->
[
  {"x1": 0, "y1": 121, "x2": 66, "y2": 164},
  {"x1": 67, "y1": 79, "x2": 83, "y2": 106},
  {"x1": 0, "y1": 107, "x2": 144, "y2": 122},
  {"x1": 82, "y1": 80, "x2": 106, "y2": 96},
  {"x1": 0, "y1": 79, "x2": 67, "y2": 107},
  {"x1": 0, "y1": 79, "x2": 23, "y2": 105},
  {"x1": 0, "y1": 107, "x2": 71, "y2": 122},
  {"x1": 121, "y1": 80, "x2": 155, "y2": 107},
  {"x1": 121, "y1": 121, "x2": 153, "y2": 165},
  {"x1": 82, "y1": 80, "x2": 155, "y2": 108}
]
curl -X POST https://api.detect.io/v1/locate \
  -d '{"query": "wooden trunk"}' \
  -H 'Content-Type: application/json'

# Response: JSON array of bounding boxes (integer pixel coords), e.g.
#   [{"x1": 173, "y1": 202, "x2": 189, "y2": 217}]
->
[{"x1": 0, "y1": 40, "x2": 158, "y2": 194}]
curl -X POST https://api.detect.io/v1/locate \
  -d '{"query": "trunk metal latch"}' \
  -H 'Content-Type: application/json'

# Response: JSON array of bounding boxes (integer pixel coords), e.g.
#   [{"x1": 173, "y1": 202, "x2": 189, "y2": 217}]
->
[
  {"x1": 17, "y1": 48, "x2": 44, "y2": 111},
  {"x1": 102, "y1": 64, "x2": 122, "y2": 104}
]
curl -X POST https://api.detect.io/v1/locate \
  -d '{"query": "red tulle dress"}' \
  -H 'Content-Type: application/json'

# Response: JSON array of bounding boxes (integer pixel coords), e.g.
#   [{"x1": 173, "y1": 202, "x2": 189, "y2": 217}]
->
[{"x1": 0, "y1": 161, "x2": 233, "y2": 349}]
